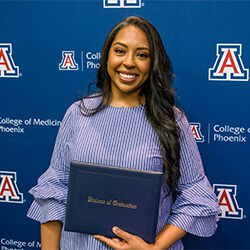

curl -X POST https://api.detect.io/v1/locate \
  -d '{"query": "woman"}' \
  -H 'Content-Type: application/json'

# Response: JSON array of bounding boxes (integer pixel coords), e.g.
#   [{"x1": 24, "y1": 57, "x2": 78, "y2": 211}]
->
[{"x1": 27, "y1": 16, "x2": 220, "y2": 249}]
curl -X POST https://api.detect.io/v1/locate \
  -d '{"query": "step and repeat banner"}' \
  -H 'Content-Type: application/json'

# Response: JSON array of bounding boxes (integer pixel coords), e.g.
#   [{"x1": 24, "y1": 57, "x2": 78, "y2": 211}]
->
[{"x1": 1, "y1": 0, "x2": 249, "y2": 249}]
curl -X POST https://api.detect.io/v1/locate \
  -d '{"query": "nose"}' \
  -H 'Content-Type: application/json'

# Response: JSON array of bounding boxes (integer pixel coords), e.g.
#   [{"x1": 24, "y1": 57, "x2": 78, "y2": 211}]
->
[{"x1": 123, "y1": 53, "x2": 135, "y2": 68}]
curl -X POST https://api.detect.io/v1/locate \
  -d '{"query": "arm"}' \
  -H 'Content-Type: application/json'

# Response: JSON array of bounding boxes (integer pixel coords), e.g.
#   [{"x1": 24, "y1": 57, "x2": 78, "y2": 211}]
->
[
  {"x1": 28, "y1": 105, "x2": 77, "y2": 247},
  {"x1": 94, "y1": 224, "x2": 186, "y2": 250},
  {"x1": 154, "y1": 224, "x2": 187, "y2": 249},
  {"x1": 41, "y1": 220, "x2": 63, "y2": 250}
]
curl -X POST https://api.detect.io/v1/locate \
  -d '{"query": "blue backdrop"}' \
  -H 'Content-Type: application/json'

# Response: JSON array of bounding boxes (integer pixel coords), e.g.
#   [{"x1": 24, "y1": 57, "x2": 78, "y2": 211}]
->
[{"x1": 1, "y1": 0, "x2": 249, "y2": 249}]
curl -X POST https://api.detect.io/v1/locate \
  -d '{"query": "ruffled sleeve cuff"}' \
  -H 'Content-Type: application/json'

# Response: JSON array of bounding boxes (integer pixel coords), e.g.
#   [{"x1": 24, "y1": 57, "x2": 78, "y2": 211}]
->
[
  {"x1": 27, "y1": 166, "x2": 69, "y2": 224},
  {"x1": 168, "y1": 213, "x2": 219, "y2": 237},
  {"x1": 27, "y1": 198, "x2": 66, "y2": 223},
  {"x1": 167, "y1": 176, "x2": 221, "y2": 237}
]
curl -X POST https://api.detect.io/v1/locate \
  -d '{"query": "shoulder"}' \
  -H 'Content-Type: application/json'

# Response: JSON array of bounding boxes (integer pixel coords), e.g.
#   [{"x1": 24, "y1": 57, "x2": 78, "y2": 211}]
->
[
  {"x1": 78, "y1": 93, "x2": 103, "y2": 114},
  {"x1": 62, "y1": 101, "x2": 81, "y2": 122},
  {"x1": 173, "y1": 107, "x2": 205, "y2": 183},
  {"x1": 173, "y1": 106, "x2": 190, "y2": 132},
  {"x1": 64, "y1": 93, "x2": 102, "y2": 116},
  {"x1": 173, "y1": 106, "x2": 196, "y2": 148},
  {"x1": 81, "y1": 92, "x2": 102, "y2": 107}
]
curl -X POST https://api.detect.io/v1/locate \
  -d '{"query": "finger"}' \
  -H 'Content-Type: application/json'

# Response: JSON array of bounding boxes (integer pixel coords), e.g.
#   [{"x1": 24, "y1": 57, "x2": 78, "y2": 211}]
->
[
  {"x1": 112, "y1": 227, "x2": 133, "y2": 242},
  {"x1": 94, "y1": 235, "x2": 114, "y2": 245},
  {"x1": 94, "y1": 235, "x2": 123, "y2": 249},
  {"x1": 112, "y1": 238, "x2": 122, "y2": 243}
]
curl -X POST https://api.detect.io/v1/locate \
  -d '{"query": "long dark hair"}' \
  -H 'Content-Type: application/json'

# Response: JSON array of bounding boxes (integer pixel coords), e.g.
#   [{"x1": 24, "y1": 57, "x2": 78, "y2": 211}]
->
[{"x1": 80, "y1": 16, "x2": 181, "y2": 194}]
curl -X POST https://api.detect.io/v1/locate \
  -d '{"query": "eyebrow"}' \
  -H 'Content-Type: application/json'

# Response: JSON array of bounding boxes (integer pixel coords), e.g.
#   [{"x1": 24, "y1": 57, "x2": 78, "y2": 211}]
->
[{"x1": 113, "y1": 42, "x2": 150, "y2": 51}]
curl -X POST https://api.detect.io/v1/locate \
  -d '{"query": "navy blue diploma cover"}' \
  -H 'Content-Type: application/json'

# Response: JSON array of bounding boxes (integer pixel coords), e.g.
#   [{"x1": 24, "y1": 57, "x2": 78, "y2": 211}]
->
[{"x1": 65, "y1": 161, "x2": 163, "y2": 244}]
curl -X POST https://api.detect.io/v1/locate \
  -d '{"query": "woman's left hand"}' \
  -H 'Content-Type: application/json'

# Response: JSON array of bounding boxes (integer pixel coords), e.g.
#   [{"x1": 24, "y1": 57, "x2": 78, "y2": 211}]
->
[{"x1": 94, "y1": 226, "x2": 156, "y2": 250}]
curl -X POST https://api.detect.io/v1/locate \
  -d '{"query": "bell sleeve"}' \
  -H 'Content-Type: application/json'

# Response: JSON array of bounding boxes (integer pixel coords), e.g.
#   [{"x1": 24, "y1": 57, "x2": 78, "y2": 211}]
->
[
  {"x1": 27, "y1": 103, "x2": 78, "y2": 224},
  {"x1": 167, "y1": 109, "x2": 221, "y2": 237}
]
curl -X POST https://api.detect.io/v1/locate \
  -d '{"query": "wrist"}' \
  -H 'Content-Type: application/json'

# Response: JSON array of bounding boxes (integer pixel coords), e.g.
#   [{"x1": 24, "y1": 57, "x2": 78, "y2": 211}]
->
[{"x1": 148, "y1": 242, "x2": 163, "y2": 250}]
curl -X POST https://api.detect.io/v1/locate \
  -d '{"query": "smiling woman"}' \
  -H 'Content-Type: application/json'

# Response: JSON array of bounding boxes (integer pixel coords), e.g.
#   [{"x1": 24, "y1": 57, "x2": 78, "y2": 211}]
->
[{"x1": 27, "y1": 16, "x2": 221, "y2": 250}]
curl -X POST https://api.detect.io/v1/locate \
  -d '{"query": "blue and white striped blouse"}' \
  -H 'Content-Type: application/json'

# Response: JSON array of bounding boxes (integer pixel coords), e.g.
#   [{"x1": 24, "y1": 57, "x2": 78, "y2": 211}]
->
[{"x1": 27, "y1": 97, "x2": 220, "y2": 249}]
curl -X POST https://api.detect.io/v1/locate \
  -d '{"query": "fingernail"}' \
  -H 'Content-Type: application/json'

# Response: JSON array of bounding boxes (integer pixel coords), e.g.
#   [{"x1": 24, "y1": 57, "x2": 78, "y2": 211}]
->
[{"x1": 113, "y1": 226, "x2": 119, "y2": 232}]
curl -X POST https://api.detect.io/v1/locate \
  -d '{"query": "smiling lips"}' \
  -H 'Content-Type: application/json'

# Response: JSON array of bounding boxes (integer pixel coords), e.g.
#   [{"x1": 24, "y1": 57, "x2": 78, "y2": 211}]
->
[{"x1": 118, "y1": 72, "x2": 139, "y2": 82}]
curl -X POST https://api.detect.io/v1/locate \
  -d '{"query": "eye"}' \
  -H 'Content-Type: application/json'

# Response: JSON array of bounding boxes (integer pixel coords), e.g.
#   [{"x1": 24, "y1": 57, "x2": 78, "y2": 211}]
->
[
  {"x1": 114, "y1": 49, "x2": 125, "y2": 55},
  {"x1": 137, "y1": 52, "x2": 150, "y2": 59}
]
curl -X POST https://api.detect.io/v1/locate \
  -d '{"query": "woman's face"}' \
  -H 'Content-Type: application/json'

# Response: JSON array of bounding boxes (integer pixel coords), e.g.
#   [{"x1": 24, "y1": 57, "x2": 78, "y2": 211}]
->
[{"x1": 107, "y1": 25, "x2": 150, "y2": 99}]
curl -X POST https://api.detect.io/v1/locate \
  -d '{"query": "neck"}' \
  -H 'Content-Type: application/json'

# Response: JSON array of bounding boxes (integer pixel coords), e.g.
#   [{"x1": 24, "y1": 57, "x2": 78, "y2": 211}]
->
[
  {"x1": 108, "y1": 88, "x2": 146, "y2": 108},
  {"x1": 109, "y1": 94, "x2": 145, "y2": 108},
  {"x1": 110, "y1": 101, "x2": 140, "y2": 108}
]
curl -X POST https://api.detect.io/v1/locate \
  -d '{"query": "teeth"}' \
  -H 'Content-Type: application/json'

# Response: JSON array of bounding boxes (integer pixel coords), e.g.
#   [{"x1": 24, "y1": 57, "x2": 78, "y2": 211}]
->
[{"x1": 119, "y1": 72, "x2": 137, "y2": 79}]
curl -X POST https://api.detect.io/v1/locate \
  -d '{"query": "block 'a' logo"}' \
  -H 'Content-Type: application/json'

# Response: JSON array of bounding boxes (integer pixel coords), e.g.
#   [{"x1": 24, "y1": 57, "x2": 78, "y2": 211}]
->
[
  {"x1": 0, "y1": 43, "x2": 19, "y2": 77},
  {"x1": 209, "y1": 44, "x2": 249, "y2": 81},
  {"x1": 59, "y1": 51, "x2": 78, "y2": 70},
  {"x1": 103, "y1": 0, "x2": 141, "y2": 8},
  {"x1": 190, "y1": 123, "x2": 205, "y2": 143},
  {"x1": 213, "y1": 184, "x2": 243, "y2": 219},
  {"x1": 0, "y1": 171, "x2": 23, "y2": 203}
]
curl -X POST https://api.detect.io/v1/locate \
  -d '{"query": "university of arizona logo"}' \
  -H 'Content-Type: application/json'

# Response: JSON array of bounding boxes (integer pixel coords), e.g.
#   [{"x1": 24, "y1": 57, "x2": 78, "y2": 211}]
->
[
  {"x1": 103, "y1": 0, "x2": 141, "y2": 8},
  {"x1": 0, "y1": 171, "x2": 23, "y2": 203},
  {"x1": 209, "y1": 44, "x2": 249, "y2": 81},
  {"x1": 59, "y1": 51, "x2": 78, "y2": 70},
  {"x1": 213, "y1": 184, "x2": 243, "y2": 219},
  {"x1": 190, "y1": 123, "x2": 205, "y2": 143},
  {"x1": 0, "y1": 43, "x2": 19, "y2": 77}
]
